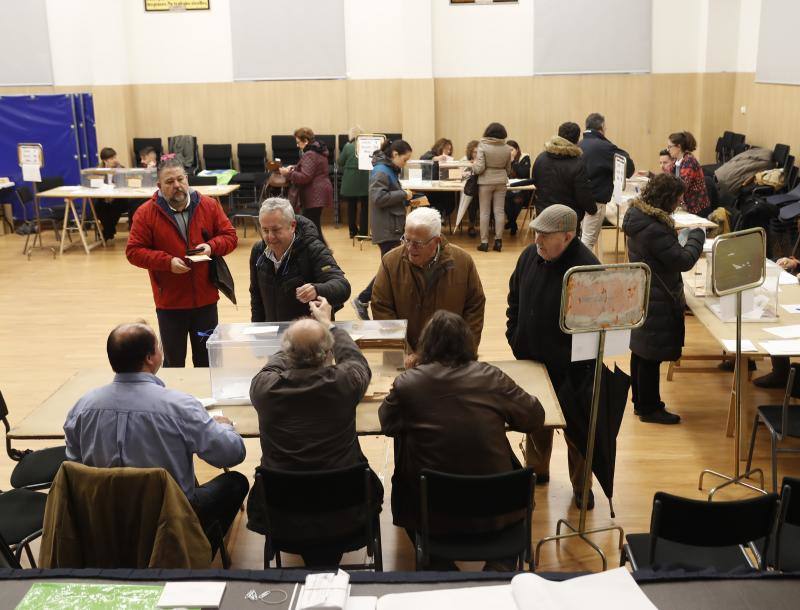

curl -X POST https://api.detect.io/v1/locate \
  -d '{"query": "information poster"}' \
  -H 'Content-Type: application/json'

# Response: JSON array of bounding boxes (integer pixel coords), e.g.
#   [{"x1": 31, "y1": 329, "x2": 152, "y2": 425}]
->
[
  {"x1": 356, "y1": 134, "x2": 385, "y2": 171},
  {"x1": 612, "y1": 153, "x2": 627, "y2": 204},
  {"x1": 145, "y1": 0, "x2": 210, "y2": 11}
]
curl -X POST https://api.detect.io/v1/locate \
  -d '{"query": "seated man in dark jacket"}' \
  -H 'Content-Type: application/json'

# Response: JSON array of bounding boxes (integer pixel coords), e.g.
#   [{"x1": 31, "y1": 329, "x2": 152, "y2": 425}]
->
[
  {"x1": 250, "y1": 197, "x2": 350, "y2": 322},
  {"x1": 531, "y1": 122, "x2": 597, "y2": 228},
  {"x1": 506, "y1": 205, "x2": 599, "y2": 510},
  {"x1": 380, "y1": 310, "x2": 544, "y2": 570},
  {"x1": 248, "y1": 296, "x2": 382, "y2": 567}
]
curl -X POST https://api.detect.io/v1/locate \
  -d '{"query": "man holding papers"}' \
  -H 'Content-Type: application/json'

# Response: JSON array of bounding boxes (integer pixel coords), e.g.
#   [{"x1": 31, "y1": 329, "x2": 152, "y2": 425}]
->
[{"x1": 126, "y1": 157, "x2": 238, "y2": 367}]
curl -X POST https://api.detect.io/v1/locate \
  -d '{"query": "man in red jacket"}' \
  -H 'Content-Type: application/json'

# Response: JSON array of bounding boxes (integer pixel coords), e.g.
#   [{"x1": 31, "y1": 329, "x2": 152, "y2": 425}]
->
[{"x1": 126, "y1": 158, "x2": 238, "y2": 367}]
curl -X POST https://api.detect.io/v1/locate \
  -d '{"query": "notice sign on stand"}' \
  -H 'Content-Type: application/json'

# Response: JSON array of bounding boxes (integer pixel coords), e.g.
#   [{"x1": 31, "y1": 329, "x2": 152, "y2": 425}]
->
[
  {"x1": 18, "y1": 143, "x2": 43, "y2": 183},
  {"x1": 356, "y1": 134, "x2": 386, "y2": 171},
  {"x1": 711, "y1": 228, "x2": 766, "y2": 296},
  {"x1": 612, "y1": 153, "x2": 627, "y2": 204}
]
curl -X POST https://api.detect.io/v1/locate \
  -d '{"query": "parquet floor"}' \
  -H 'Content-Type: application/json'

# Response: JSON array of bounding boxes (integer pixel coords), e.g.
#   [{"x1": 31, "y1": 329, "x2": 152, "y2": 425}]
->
[{"x1": 1, "y1": 210, "x2": 798, "y2": 572}]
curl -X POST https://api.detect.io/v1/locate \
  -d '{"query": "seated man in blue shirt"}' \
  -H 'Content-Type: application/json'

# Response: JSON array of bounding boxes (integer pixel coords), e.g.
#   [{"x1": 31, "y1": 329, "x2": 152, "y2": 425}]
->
[{"x1": 64, "y1": 322, "x2": 249, "y2": 546}]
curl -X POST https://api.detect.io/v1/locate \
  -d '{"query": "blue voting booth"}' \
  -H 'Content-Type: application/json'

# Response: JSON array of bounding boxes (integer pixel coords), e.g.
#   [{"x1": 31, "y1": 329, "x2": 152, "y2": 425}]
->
[{"x1": 0, "y1": 93, "x2": 98, "y2": 219}]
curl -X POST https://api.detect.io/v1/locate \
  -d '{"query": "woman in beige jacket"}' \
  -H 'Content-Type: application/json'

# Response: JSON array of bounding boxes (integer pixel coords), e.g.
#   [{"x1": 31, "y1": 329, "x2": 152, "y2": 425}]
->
[{"x1": 473, "y1": 122, "x2": 512, "y2": 251}]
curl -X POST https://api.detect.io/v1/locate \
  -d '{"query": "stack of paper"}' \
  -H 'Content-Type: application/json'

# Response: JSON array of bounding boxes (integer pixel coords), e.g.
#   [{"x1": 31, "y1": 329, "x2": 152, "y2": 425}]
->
[
  {"x1": 157, "y1": 581, "x2": 226, "y2": 608},
  {"x1": 297, "y1": 570, "x2": 351, "y2": 610},
  {"x1": 721, "y1": 339, "x2": 757, "y2": 353},
  {"x1": 764, "y1": 324, "x2": 800, "y2": 339},
  {"x1": 760, "y1": 339, "x2": 800, "y2": 356}
]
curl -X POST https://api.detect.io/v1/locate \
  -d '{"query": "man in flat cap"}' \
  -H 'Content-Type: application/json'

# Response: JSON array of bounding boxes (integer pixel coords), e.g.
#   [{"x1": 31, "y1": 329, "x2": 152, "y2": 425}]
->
[{"x1": 506, "y1": 204, "x2": 600, "y2": 510}]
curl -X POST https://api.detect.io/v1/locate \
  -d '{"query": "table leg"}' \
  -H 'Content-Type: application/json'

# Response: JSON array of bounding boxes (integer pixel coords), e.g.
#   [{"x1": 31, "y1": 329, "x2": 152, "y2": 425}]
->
[
  {"x1": 71, "y1": 199, "x2": 91, "y2": 254},
  {"x1": 87, "y1": 198, "x2": 106, "y2": 247},
  {"x1": 59, "y1": 199, "x2": 71, "y2": 256}
]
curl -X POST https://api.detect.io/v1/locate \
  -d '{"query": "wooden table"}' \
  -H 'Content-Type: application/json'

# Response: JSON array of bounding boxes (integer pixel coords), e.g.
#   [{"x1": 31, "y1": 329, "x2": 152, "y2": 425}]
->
[
  {"x1": 400, "y1": 179, "x2": 536, "y2": 193},
  {"x1": 0, "y1": 181, "x2": 15, "y2": 234},
  {"x1": 7, "y1": 360, "x2": 564, "y2": 443},
  {"x1": 35, "y1": 184, "x2": 240, "y2": 255}
]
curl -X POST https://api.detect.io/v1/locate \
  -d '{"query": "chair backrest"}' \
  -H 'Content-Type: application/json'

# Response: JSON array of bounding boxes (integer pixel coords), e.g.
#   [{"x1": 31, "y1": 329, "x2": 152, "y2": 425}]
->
[
  {"x1": 39, "y1": 462, "x2": 211, "y2": 569},
  {"x1": 203, "y1": 144, "x2": 233, "y2": 170},
  {"x1": 132, "y1": 138, "x2": 163, "y2": 165},
  {"x1": 649, "y1": 491, "x2": 779, "y2": 567},
  {"x1": 773, "y1": 144, "x2": 791, "y2": 169},
  {"x1": 316, "y1": 134, "x2": 337, "y2": 164},
  {"x1": 270, "y1": 135, "x2": 301, "y2": 166},
  {"x1": 237, "y1": 143, "x2": 267, "y2": 173},
  {"x1": 420, "y1": 468, "x2": 535, "y2": 521},
  {"x1": 780, "y1": 477, "x2": 800, "y2": 527},
  {"x1": 0, "y1": 530, "x2": 20, "y2": 569},
  {"x1": 338, "y1": 134, "x2": 349, "y2": 153},
  {"x1": 188, "y1": 175, "x2": 217, "y2": 187}
]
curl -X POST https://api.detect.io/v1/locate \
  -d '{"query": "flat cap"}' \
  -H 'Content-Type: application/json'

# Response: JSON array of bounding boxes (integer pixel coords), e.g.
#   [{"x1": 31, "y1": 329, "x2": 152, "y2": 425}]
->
[{"x1": 530, "y1": 204, "x2": 577, "y2": 233}]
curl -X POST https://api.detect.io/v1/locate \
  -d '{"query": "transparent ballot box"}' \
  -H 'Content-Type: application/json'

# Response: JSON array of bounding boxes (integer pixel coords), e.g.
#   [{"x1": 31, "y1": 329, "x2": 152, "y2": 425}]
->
[
  {"x1": 112, "y1": 168, "x2": 157, "y2": 189},
  {"x1": 207, "y1": 320, "x2": 408, "y2": 404},
  {"x1": 402, "y1": 160, "x2": 435, "y2": 184},
  {"x1": 437, "y1": 160, "x2": 472, "y2": 182},
  {"x1": 80, "y1": 168, "x2": 115, "y2": 188},
  {"x1": 704, "y1": 255, "x2": 780, "y2": 322}
]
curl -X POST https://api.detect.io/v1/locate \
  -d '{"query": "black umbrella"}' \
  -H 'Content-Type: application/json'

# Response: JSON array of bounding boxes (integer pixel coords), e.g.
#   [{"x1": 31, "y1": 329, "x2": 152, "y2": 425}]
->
[{"x1": 557, "y1": 363, "x2": 630, "y2": 517}]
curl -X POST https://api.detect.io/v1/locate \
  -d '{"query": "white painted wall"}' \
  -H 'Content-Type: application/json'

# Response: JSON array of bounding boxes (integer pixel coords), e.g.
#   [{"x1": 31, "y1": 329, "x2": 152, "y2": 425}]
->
[
  {"x1": 431, "y1": 0, "x2": 534, "y2": 78},
  {"x1": 40, "y1": 0, "x2": 762, "y2": 85},
  {"x1": 737, "y1": 0, "x2": 761, "y2": 71}
]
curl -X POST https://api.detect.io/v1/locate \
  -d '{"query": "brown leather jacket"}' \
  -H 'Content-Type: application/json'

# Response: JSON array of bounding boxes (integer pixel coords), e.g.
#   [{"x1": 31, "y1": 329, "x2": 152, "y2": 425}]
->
[
  {"x1": 379, "y1": 360, "x2": 545, "y2": 531},
  {"x1": 370, "y1": 239, "x2": 486, "y2": 351},
  {"x1": 39, "y1": 462, "x2": 211, "y2": 569}
]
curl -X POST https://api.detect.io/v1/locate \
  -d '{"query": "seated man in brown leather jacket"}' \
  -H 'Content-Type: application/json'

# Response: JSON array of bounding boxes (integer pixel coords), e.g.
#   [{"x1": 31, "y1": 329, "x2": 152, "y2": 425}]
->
[{"x1": 371, "y1": 207, "x2": 486, "y2": 362}]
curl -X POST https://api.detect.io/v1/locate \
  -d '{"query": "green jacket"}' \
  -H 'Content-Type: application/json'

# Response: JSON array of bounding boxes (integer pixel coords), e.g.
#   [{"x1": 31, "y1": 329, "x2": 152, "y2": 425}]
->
[{"x1": 339, "y1": 141, "x2": 369, "y2": 197}]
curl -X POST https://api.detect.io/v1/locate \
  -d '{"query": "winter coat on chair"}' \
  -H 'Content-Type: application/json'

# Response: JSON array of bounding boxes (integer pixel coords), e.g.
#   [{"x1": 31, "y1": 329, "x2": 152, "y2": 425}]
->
[
  {"x1": 623, "y1": 198, "x2": 705, "y2": 362},
  {"x1": 532, "y1": 136, "x2": 597, "y2": 224}
]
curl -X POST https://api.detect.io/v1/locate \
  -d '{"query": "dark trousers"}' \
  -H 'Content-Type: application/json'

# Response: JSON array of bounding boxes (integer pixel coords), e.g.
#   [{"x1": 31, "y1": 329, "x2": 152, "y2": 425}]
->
[
  {"x1": 358, "y1": 240, "x2": 401, "y2": 304},
  {"x1": 94, "y1": 199, "x2": 127, "y2": 240},
  {"x1": 630, "y1": 352, "x2": 663, "y2": 414},
  {"x1": 156, "y1": 302, "x2": 218, "y2": 368},
  {"x1": 467, "y1": 196, "x2": 479, "y2": 227},
  {"x1": 345, "y1": 197, "x2": 368, "y2": 237},
  {"x1": 504, "y1": 191, "x2": 526, "y2": 229},
  {"x1": 192, "y1": 471, "x2": 250, "y2": 551},
  {"x1": 301, "y1": 207, "x2": 324, "y2": 242}
]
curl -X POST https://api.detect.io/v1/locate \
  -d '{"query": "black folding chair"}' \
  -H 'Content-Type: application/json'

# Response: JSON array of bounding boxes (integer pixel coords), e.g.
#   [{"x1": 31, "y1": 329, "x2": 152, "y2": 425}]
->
[
  {"x1": 132, "y1": 138, "x2": 163, "y2": 165},
  {"x1": 417, "y1": 468, "x2": 535, "y2": 571},
  {"x1": 0, "y1": 530, "x2": 21, "y2": 568},
  {"x1": 0, "y1": 488, "x2": 48, "y2": 567},
  {"x1": 203, "y1": 144, "x2": 233, "y2": 171},
  {"x1": 771, "y1": 477, "x2": 800, "y2": 571},
  {"x1": 621, "y1": 491, "x2": 779, "y2": 572},
  {"x1": 1, "y1": 390, "x2": 66, "y2": 490},
  {"x1": 745, "y1": 364, "x2": 800, "y2": 492},
  {"x1": 255, "y1": 464, "x2": 382, "y2": 570},
  {"x1": 270, "y1": 135, "x2": 301, "y2": 166}
]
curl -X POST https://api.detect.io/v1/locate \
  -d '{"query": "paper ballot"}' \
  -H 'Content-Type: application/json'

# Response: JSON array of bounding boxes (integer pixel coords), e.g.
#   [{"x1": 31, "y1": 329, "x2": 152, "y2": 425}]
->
[
  {"x1": 721, "y1": 339, "x2": 757, "y2": 353},
  {"x1": 157, "y1": 581, "x2": 226, "y2": 608},
  {"x1": 297, "y1": 570, "x2": 351, "y2": 610}
]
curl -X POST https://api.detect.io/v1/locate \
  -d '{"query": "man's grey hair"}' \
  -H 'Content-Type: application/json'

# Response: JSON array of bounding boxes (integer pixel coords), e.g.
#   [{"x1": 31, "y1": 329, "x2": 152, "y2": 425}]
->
[
  {"x1": 405, "y1": 207, "x2": 442, "y2": 237},
  {"x1": 281, "y1": 319, "x2": 334, "y2": 369},
  {"x1": 259, "y1": 197, "x2": 295, "y2": 224},
  {"x1": 585, "y1": 112, "x2": 605, "y2": 132},
  {"x1": 156, "y1": 157, "x2": 186, "y2": 176}
]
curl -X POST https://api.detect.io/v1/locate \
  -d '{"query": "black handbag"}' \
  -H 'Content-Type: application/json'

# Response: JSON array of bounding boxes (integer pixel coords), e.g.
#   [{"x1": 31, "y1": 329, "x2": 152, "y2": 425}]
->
[
  {"x1": 202, "y1": 230, "x2": 237, "y2": 305},
  {"x1": 464, "y1": 173, "x2": 478, "y2": 197}
]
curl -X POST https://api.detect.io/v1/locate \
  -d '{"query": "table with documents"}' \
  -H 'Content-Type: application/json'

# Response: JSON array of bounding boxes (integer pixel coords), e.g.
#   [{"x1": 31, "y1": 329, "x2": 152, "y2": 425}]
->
[{"x1": 7, "y1": 360, "x2": 565, "y2": 444}]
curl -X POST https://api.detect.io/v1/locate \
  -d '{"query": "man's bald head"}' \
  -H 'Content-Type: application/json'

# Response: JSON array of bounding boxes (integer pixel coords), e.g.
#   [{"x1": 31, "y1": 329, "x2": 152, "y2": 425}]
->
[
  {"x1": 107, "y1": 323, "x2": 161, "y2": 373},
  {"x1": 281, "y1": 318, "x2": 334, "y2": 369}
]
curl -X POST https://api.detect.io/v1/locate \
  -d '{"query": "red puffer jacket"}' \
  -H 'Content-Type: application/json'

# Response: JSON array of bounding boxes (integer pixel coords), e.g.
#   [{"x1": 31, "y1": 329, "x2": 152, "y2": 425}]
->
[
  {"x1": 126, "y1": 191, "x2": 238, "y2": 310},
  {"x1": 289, "y1": 139, "x2": 333, "y2": 209}
]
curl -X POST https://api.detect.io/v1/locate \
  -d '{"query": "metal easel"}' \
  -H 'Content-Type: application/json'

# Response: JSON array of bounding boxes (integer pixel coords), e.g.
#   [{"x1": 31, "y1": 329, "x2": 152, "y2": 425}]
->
[
  {"x1": 699, "y1": 227, "x2": 768, "y2": 500},
  {"x1": 535, "y1": 262, "x2": 651, "y2": 570}
]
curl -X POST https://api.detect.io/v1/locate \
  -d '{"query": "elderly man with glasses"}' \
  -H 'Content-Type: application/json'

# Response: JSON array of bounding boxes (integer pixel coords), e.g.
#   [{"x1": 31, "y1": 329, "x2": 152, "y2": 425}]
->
[{"x1": 371, "y1": 207, "x2": 486, "y2": 362}]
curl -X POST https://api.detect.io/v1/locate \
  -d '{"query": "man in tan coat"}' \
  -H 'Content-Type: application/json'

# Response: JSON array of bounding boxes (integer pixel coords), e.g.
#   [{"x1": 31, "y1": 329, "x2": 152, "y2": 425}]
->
[{"x1": 371, "y1": 207, "x2": 486, "y2": 358}]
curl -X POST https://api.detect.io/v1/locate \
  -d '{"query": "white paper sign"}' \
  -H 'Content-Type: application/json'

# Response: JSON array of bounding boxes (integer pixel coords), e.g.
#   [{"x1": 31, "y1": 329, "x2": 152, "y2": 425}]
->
[
  {"x1": 21, "y1": 164, "x2": 41, "y2": 182},
  {"x1": 719, "y1": 289, "x2": 755, "y2": 319},
  {"x1": 356, "y1": 135, "x2": 385, "y2": 171},
  {"x1": 612, "y1": 153, "x2": 627, "y2": 204},
  {"x1": 721, "y1": 339, "x2": 758, "y2": 353},
  {"x1": 571, "y1": 329, "x2": 631, "y2": 362}
]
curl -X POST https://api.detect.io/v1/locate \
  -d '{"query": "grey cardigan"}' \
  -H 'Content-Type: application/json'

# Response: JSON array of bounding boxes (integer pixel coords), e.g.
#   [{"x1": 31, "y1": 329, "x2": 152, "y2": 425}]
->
[{"x1": 473, "y1": 137, "x2": 512, "y2": 185}]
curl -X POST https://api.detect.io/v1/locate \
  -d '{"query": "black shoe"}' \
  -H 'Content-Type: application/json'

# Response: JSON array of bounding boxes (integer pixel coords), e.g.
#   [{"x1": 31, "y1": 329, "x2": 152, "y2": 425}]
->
[
  {"x1": 574, "y1": 489, "x2": 595, "y2": 510},
  {"x1": 534, "y1": 472, "x2": 550, "y2": 484},
  {"x1": 753, "y1": 371, "x2": 788, "y2": 388},
  {"x1": 510, "y1": 225, "x2": 517, "y2": 236},
  {"x1": 638, "y1": 408, "x2": 681, "y2": 425},
  {"x1": 350, "y1": 298, "x2": 370, "y2": 320},
  {"x1": 349, "y1": 232, "x2": 357, "y2": 239},
  {"x1": 718, "y1": 359, "x2": 756, "y2": 372},
  {"x1": 493, "y1": 239, "x2": 502, "y2": 252},
  {"x1": 468, "y1": 227, "x2": 477, "y2": 237},
  {"x1": 477, "y1": 242, "x2": 489, "y2": 252},
  {"x1": 504, "y1": 221, "x2": 512, "y2": 230}
]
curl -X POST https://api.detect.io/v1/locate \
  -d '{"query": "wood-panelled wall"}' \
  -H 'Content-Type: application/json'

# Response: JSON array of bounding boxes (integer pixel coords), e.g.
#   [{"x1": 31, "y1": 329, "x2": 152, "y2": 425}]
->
[{"x1": 3, "y1": 73, "x2": 793, "y2": 173}]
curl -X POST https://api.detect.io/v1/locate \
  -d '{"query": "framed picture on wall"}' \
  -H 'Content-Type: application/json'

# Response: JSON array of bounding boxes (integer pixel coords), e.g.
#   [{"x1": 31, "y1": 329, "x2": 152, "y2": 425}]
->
[
  {"x1": 451, "y1": 1, "x2": 517, "y2": 4},
  {"x1": 144, "y1": 0, "x2": 210, "y2": 11}
]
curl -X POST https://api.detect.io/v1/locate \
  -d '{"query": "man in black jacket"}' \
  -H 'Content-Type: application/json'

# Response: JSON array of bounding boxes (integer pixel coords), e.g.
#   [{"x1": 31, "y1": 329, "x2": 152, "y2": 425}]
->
[
  {"x1": 250, "y1": 198, "x2": 350, "y2": 322},
  {"x1": 506, "y1": 204, "x2": 599, "y2": 510},
  {"x1": 578, "y1": 113, "x2": 635, "y2": 254},
  {"x1": 532, "y1": 122, "x2": 597, "y2": 227}
]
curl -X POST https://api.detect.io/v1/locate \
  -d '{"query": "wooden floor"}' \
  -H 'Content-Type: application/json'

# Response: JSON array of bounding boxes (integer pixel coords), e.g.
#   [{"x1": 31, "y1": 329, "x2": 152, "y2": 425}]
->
[{"x1": 2, "y1": 212, "x2": 799, "y2": 573}]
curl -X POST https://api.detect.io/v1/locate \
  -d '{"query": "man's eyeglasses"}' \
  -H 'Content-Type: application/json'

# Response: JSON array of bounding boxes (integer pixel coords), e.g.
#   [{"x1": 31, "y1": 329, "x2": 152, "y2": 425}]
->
[{"x1": 401, "y1": 235, "x2": 437, "y2": 249}]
